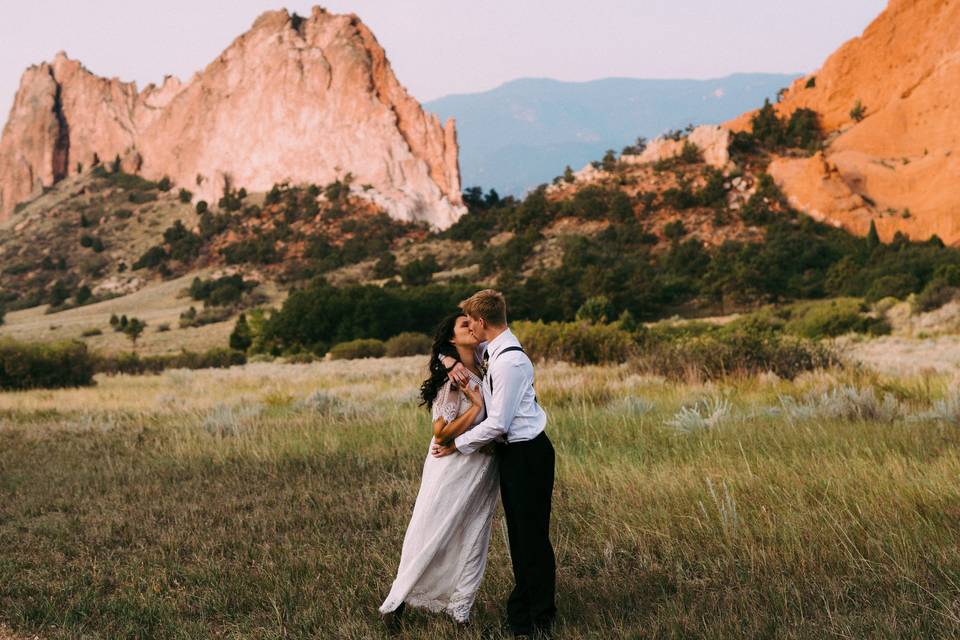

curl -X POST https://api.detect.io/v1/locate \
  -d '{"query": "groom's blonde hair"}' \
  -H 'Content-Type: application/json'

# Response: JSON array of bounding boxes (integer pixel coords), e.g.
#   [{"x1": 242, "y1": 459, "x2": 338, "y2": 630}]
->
[{"x1": 460, "y1": 289, "x2": 507, "y2": 327}]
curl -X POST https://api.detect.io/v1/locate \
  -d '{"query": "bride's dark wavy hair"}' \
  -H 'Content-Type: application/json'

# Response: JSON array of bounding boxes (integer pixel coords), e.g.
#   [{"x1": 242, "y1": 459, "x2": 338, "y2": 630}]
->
[{"x1": 420, "y1": 311, "x2": 466, "y2": 410}]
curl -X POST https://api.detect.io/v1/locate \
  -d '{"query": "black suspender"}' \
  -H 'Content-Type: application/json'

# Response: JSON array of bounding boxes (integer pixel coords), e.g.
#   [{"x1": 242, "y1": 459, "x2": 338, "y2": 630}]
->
[{"x1": 487, "y1": 345, "x2": 538, "y2": 403}]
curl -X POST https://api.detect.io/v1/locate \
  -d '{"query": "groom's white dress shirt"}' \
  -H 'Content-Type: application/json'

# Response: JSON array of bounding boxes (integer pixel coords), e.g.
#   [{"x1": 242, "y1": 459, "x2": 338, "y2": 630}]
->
[{"x1": 454, "y1": 327, "x2": 547, "y2": 455}]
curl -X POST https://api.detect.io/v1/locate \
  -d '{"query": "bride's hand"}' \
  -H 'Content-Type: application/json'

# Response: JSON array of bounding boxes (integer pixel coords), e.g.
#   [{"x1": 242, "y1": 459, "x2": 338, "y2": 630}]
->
[{"x1": 459, "y1": 381, "x2": 483, "y2": 407}]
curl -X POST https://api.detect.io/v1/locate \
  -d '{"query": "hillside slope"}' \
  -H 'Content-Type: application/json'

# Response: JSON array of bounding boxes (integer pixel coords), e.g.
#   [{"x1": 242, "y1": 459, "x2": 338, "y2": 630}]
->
[{"x1": 727, "y1": 0, "x2": 960, "y2": 244}]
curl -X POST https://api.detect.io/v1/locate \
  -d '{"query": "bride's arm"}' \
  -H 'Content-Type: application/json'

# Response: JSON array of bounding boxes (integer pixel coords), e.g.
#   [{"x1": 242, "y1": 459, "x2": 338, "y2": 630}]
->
[{"x1": 433, "y1": 383, "x2": 484, "y2": 445}]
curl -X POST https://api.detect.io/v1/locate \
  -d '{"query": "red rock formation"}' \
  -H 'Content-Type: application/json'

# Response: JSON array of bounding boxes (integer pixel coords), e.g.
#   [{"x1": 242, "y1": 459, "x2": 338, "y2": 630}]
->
[
  {"x1": 727, "y1": 0, "x2": 960, "y2": 244},
  {"x1": 0, "y1": 6, "x2": 464, "y2": 228}
]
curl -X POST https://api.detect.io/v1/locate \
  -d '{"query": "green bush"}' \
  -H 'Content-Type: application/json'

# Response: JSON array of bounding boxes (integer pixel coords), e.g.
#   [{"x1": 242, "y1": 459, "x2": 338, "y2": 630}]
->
[
  {"x1": 512, "y1": 320, "x2": 636, "y2": 365},
  {"x1": 0, "y1": 339, "x2": 96, "y2": 389},
  {"x1": 128, "y1": 191, "x2": 157, "y2": 204},
  {"x1": 329, "y1": 338, "x2": 386, "y2": 360},
  {"x1": 635, "y1": 331, "x2": 839, "y2": 381},
  {"x1": 783, "y1": 299, "x2": 875, "y2": 339},
  {"x1": 133, "y1": 245, "x2": 168, "y2": 270},
  {"x1": 401, "y1": 256, "x2": 440, "y2": 286},
  {"x1": 229, "y1": 313, "x2": 253, "y2": 352},
  {"x1": 913, "y1": 278, "x2": 958, "y2": 313},
  {"x1": 95, "y1": 348, "x2": 246, "y2": 376},
  {"x1": 384, "y1": 332, "x2": 432, "y2": 357},
  {"x1": 189, "y1": 274, "x2": 257, "y2": 307},
  {"x1": 179, "y1": 306, "x2": 233, "y2": 329},
  {"x1": 865, "y1": 274, "x2": 921, "y2": 302}
]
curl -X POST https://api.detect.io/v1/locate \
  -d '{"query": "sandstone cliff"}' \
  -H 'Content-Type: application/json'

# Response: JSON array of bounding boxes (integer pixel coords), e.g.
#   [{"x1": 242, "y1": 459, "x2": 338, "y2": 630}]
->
[
  {"x1": 0, "y1": 6, "x2": 464, "y2": 228},
  {"x1": 728, "y1": 0, "x2": 960, "y2": 244}
]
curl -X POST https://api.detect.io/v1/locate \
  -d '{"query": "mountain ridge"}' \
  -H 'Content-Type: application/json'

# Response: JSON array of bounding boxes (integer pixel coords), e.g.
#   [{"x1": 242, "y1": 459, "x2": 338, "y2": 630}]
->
[
  {"x1": 426, "y1": 72, "x2": 798, "y2": 195},
  {"x1": 0, "y1": 6, "x2": 464, "y2": 228}
]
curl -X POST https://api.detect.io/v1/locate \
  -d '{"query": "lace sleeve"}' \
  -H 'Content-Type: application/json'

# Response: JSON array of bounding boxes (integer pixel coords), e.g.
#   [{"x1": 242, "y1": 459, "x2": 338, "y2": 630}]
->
[{"x1": 432, "y1": 382, "x2": 460, "y2": 423}]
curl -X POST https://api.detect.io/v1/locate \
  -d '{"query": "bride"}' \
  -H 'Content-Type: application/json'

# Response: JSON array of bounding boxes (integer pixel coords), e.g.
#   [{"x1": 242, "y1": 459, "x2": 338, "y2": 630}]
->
[{"x1": 379, "y1": 312, "x2": 499, "y2": 629}]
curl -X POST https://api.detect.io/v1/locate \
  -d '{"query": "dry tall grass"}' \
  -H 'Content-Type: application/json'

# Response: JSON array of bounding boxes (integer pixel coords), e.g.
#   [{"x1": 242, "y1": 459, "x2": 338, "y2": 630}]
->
[{"x1": 1, "y1": 358, "x2": 959, "y2": 638}]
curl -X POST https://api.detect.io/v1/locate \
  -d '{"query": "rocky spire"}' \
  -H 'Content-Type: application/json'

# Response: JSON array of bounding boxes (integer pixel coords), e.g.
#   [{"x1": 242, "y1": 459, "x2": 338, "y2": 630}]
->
[{"x1": 0, "y1": 6, "x2": 465, "y2": 228}]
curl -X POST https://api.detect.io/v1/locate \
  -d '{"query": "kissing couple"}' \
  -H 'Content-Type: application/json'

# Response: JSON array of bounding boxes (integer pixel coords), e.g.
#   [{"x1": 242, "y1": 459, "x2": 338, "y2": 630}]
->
[{"x1": 379, "y1": 289, "x2": 557, "y2": 638}]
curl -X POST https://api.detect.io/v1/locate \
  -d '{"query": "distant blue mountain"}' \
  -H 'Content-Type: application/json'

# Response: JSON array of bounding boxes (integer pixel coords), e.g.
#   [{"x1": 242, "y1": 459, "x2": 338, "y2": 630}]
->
[{"x1": 425, "y1": 73, "x2": 799, "y2": 196}]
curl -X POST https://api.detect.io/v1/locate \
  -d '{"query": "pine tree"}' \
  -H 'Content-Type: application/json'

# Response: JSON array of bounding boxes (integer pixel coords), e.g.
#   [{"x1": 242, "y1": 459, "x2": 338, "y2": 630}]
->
[
  {"x1": 229, "y1": 313, "x2": 253, "y2": 351},
  {"x1": 866, "y1": 220, "x2": 881, "y2": 250}
]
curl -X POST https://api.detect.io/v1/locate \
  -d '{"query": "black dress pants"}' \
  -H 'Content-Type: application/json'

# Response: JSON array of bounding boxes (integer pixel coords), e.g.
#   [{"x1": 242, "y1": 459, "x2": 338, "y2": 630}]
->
[{"x1": 498, "y1": 431, "x2": 557, "y2": 634}]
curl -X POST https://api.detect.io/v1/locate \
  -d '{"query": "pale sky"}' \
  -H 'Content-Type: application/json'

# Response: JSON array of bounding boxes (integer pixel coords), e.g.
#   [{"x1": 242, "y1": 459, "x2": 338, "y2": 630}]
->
[{"x1": 1, "y1": 0, "x2": 886, "y2": 118}]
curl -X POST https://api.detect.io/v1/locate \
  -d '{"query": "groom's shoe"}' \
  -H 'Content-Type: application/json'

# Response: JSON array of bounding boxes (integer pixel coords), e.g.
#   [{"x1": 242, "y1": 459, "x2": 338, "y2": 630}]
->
[{"x1": 381, "y1": 602, "x2": 405, "y2": 633}]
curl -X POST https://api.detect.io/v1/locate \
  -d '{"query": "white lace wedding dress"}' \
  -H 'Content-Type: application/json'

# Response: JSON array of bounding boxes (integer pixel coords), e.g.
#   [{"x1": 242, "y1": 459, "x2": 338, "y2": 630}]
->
[{"x1": 380, "y1": 370, "x2": 499, "y2": 622}]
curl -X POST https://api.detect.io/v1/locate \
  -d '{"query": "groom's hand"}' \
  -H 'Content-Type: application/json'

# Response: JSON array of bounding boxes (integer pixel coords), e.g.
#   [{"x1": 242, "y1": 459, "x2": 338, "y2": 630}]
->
[
  {"x1": 431, "y1": 441, "x2": 458, "y2": 458},
  {"x1": 449, "y1": 362, "x2": 469, "y2": 386}
]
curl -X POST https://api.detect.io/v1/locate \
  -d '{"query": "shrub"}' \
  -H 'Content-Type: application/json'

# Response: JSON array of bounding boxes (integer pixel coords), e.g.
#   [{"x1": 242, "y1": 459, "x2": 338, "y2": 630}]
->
[
  {"x1": 783, "y1": 299, "x2": 876, "y2": 338},
  {"x1": 189, "y1": 274, "x2": 257, "y2": 307},
  {"x1": 74, "y1": 285, "x2": 93, "y2": 305},
  {"x1": 913, "y1": 278, "x2": 958, "y2": 313},
  {"x1": 95, "y1": 348, "x2": 246, "y2": 376},
  {"x1": 0, "y1": 339, "x2": 96, "y2": 389},
  {"x1": 128, "y1": 191, "x2": 157, "y2": 204},
  {"x1": 850, "y1": 100, "x2": 866, "y2": 122},
  {"x1": 163, "y1": 221, "x2": 202, "y2": 263},
  {"x1": 575, "y1": 296, "x2": 612, "y2": 324},
  {"x1": 373, "y1": 253, "x2": 398, "y2": 278},
  {"x1": 866, "y1": 274, "x2": 921, "y2": 302},
  {"x1": 384, "y1": 332, "x2": 432, "y2": 357},
  {"x1": 114, "y1": 208, "x2": 133, "y2": 219},
  {"x1": 133, "y1": 245, "x2": 168, "y2": 270},
  {"x1": 679, "y1": 141, "x2": 702, "y2": 164},
  {"x1": 400, "y1": 256, "x2": 440, "y2": 286},
  {"x1": 229, "y1": 313, "x2": 253, "y2": 351},
  {"x1": 158, "y1": 176, "x2": 172, "y2": 191},
  {"x1": 662, "y1": 185, "x2": 697, "y2": 210},
  {"x1": 179, "y1": 306, "x2": 233, "y2": 329},
  {"x1": 178, "y1": 188, "x2": 193, "y2": 203},
  {"x1": 222, "y1": 238, "x2": 279, "y2": 265},
  {"x1": 81, "y1": 328, "x2": 102, "y2": 337},
  {"x1": 663, "y1": 220, "x2": 687, "y2": 240},
  {"x1": 329, "y1": 338, "x2": 386, "y2": 360},
  {"x1": 635, "y1": 331, "x2": 839, "y2": 381},
  {"x1": 512, "y1": 320, "x2": 636, "y2": 365}
]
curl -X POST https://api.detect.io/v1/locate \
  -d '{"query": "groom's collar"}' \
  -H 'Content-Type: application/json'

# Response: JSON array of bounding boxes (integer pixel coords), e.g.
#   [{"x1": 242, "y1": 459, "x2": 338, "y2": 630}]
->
[{"x1": 484, "y1": 326, "x2": 517, "y2": 361}]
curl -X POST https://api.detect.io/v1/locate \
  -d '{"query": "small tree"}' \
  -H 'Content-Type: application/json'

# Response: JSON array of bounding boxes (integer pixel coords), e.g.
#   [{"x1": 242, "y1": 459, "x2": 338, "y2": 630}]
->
[
  {"x1": 123, "y1": 317, "x2": 147, "y2": 351},
  {"x1": 679, "y1": 141, "x2": 702, "y2": 164},
  {"x1": 575, "y1": 295, "x2": 611, "y2": 324},
  {"x1": 400, "y1": 256, "x2": 439, "y2": 286},
  {"x1": 663, "y1": 220, "x2": 687, "y2": 241},
  {"x1": 850, "y1": 100, "x2": 866, "y2": 122},
  {"x1": 158, "y1": 176, "x2": 172, "y2": 191},
  {"x1": 601, "y1": 149, "x2": 618, "y2": 172},
  {"x1": 48, "y1": 280, "x2": 71, "y2": 307},
  {"x1": 74, "y1": 285, "x2": 92, "y2": 305},
  {"x1": 229, "y1": 313, "x2": 253, "y2": 352},
  {"x1": 373, "y1": 253, "x2": 398, "y2": 279},
  {"x1": 866, "y1": 219, "x2": 881, "y2": 250},
  {"x1": 563, "y1": 166, "x2": 575, "y2": 183},
  {"x1": 178, "y1": 188, "x2": 193, "y2": 203}
]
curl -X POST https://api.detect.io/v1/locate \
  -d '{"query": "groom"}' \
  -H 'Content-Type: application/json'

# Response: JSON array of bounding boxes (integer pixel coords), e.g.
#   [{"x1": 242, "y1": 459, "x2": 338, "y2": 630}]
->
[{"x1": 433, "y1": 289, "x2": 557, "y2": 638}]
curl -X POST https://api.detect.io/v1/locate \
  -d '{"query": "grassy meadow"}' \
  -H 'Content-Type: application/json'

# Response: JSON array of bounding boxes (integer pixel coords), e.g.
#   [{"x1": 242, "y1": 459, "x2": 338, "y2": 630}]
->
[{"x1": 1, "y1": 357, "x2": 959, "y2": 638}]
